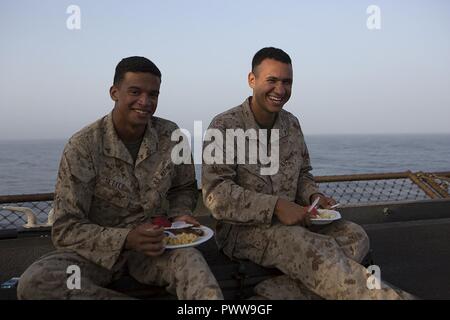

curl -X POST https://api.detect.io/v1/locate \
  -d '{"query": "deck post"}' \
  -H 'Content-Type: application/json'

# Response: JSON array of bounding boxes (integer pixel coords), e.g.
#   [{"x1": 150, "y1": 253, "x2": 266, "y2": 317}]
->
[{"x1": 407, "y1": 171, "x2": 441, "y2": 199}]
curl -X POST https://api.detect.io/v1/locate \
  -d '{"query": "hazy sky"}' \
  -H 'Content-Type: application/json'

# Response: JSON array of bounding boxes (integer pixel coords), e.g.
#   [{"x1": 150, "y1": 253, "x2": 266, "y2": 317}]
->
[{"x1": 1, "y1": 0, "x2": 449, "y2": 140}]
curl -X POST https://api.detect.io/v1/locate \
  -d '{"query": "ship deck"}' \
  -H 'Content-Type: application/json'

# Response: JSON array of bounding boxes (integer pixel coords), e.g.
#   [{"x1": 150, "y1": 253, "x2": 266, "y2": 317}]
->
[{"x1": 1, "y1": 198, "x2": 450, "y2": 300}]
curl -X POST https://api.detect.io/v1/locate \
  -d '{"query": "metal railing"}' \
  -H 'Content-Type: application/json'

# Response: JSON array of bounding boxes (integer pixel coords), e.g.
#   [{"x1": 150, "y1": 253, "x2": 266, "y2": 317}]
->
[
  {"x1": 316, "y1": 171, "x2": 450, "y2": 204},
  {"x1": 1, "y1": 171, "x2": 449, "y2": 231}
]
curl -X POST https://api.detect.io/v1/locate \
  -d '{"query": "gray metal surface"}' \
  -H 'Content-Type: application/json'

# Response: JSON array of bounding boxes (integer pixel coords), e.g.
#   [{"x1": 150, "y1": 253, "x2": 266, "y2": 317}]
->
[{"x1": 364, "y1": 218, "x2": 450, "y2": 300}]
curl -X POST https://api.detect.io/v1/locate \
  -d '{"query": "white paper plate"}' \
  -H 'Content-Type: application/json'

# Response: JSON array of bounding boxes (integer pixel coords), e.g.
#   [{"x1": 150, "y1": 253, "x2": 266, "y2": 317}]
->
[
  {"x1": 164, "y1": 226, "x2": 214, "y2": 249},
  {"x1": 310, "y1": 209, "x2": 341, "y2": 225}
]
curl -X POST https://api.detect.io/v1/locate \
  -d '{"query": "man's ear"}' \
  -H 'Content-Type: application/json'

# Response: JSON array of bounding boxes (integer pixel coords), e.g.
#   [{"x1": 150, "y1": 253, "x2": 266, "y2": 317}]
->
[
  {"x1": 109, "y1": 85, "x2": 119, "y2": 102},
  {"x1": 248, "y1": 71, "x2": 256, "y2": 89}
]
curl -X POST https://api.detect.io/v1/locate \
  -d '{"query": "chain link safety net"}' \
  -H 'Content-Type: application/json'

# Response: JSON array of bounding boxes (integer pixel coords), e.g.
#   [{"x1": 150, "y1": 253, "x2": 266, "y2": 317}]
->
[
  {"x1": 319, "y1": 179, "x2": 430, "y2": 204},
  {"x1": 1, "y1": 174, "x2": 448, "y2": 231}
]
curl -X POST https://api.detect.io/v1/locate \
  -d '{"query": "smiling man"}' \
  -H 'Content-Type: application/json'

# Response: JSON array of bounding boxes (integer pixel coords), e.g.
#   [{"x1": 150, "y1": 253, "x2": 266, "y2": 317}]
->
[
  {"x1": 202, "y1": 47, "x2": 414, "y2": 300},
  {"x1": 17, "y1": 56, "x2": 223, "y2": 300}
]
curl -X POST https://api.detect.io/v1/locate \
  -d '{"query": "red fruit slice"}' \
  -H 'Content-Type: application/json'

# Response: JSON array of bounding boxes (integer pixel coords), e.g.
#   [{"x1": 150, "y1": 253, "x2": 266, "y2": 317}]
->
[
  {"x1": 309, "y1": 207, "x2": 319, "y2": 218},
  {"x1": 152, "y1": 216, "x2": 171, "y2": 228}
]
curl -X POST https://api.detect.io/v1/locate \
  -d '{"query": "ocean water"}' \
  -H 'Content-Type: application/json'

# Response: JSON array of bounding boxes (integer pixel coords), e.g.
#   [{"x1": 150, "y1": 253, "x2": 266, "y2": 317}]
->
[{"x1": 0, "y1": 134, "x2": 449, "y2": 195}]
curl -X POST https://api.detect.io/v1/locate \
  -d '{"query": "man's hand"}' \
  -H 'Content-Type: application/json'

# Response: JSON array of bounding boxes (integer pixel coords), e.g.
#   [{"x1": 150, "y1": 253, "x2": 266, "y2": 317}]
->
[
  {"x1": 310, "y1": 193, "x2": 336, "y2": 209},
  {"x1": 125, "y1": 223, "x2": 165, "y2": 257},
  {"x1": 173, "y1": 214, "x2": 200, "y2": 226},
  {"x1": 274, "y1": 198, "x2": 311, "y2": 226}
]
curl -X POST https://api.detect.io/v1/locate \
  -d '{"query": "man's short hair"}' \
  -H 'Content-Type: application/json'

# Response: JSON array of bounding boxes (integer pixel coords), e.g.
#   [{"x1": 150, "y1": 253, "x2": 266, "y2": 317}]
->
[
  {"x1": 251, "y1": 47, "x2": 292, "y2": 73},
  {"x1": 113, "y1": 56, "x2": 162, "y2": 85}
]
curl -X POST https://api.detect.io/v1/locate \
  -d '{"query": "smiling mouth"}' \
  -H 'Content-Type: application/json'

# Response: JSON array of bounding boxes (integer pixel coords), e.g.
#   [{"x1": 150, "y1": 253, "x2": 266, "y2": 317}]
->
[
  {"x1": 132, "y1": 109, "x2": 150, "y2": 115},
  {"x1": 267, "y1": 95, "x2": 283, "y2": 104}
]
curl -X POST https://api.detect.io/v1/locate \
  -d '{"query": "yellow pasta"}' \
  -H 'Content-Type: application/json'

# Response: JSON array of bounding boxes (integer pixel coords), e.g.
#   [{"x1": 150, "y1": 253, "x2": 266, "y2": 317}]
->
[
  {"x1": 318, "y1": 212, "x2": 335, "y2": 219},
  {"x1": 312, "y1": 210, "x2": 336, "y2": 220},
  {"x1": 164, "y1": 233, "x2": 199, "y2": 246}
]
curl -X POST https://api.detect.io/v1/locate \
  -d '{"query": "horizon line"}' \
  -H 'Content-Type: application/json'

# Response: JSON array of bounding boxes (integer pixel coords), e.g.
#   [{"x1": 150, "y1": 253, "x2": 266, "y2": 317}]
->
[{"x1": 1, "y1": 132, "x2": 450, "y2": 142}]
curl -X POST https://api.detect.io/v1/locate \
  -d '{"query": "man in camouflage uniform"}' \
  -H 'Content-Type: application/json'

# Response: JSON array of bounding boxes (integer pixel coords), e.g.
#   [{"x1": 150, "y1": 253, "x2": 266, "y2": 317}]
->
[
  {"x1": 17, "y1": 56, "x2": 223, "y2": 300},
  {"x1": 202, "y1": 47, "x2": 414, "y2": 299}
]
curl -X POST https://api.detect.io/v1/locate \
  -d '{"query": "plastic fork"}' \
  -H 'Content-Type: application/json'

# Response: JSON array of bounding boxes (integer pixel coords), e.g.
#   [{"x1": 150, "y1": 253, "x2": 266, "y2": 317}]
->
[{"x1": 308, "y1": 197, "x2": 320, "y2": 213}]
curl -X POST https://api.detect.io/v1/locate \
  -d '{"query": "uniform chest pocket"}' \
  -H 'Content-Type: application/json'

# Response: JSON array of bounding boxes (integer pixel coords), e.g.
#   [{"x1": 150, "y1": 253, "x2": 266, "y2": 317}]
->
[{"x1": 94, "y1": 183, "x2": 129, "y2": 208}]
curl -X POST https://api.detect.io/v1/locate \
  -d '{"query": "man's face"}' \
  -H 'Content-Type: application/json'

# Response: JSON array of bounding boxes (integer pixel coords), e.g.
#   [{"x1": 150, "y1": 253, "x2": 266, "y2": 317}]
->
[
  {"x1": 110, "y1": 72, "x2": 161, "y2": 127},
  {"x1": 248, "y1": 58, "x2": 293, "y2": 114}
]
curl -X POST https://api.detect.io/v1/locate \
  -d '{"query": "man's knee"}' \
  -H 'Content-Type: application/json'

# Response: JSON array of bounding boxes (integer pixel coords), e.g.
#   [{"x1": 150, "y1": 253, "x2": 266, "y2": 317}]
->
[
  {"x1": 170, "y1": 247, "x2": 205, "y2": 266},
  {"x1": 344, "y1": 221, "x2": 370, "y2": 261},
  {"x1": 17, "y1": 252, "x2": 86, "y2": 300},
  {"x1": 168, "y1": 248, "x2": 216, "y2": 278},
  {"x1": 17, "y1": 262, "x2": 48, "y2": 300},
  {"x1": 349, "y1": 221, "x2": 369, "y2": 246}
]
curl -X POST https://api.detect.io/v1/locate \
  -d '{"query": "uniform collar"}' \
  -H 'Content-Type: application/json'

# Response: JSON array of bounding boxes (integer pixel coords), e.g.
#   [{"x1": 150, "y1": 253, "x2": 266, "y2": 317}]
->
[
  {"x1": 103, "y1": 112, "x2": 158, "y2": 166},
  {"x1": 241, "y1": 97, "x2": 289, "y2": 142}
]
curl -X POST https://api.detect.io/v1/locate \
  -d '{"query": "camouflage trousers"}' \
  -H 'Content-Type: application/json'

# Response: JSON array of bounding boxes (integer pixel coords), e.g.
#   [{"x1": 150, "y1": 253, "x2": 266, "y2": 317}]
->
[
  {"x1": 233, "y1": 220, "x2": 414, "y2": 300},
  {"x1": 17, "y1": 247, "x2": 223, "y2": 300}
]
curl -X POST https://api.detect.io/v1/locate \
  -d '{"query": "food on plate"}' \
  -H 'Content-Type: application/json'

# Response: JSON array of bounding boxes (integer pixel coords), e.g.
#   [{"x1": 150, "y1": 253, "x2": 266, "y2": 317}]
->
[
  {"x1": 164, "y1": 232, "x2": 199, "y2": 246},
  {"x1": 317, "y1": 211, "x2": 336, "y2": 219},
  {"x1": 164, "y1": 227, "x2": 205, "y2": 246},
  {"x1": 309, "y1": 207, "x2": 319, "y2": 217},
  {"x1": 169, "y1": 227, "x2": 204, "y2": 236},
  {"x1": 310, "y1": 209, "x2": 337, "y2": 220},
  {"x1": 152, "y1": 216, "x2": 171, "y2": 228}
]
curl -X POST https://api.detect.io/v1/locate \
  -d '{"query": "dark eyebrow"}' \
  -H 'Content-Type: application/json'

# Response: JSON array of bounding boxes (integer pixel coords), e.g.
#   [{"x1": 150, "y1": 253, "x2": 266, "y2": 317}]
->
[
  {"x1": 127, "y1": 86, "x2": 159, "y2": 94},
  {"x1": 127, "y1": 86, "x2": 141, "y2": 91},
  {"x1": 266, "y1": 76, "x2": 292, "y2": 82}
]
